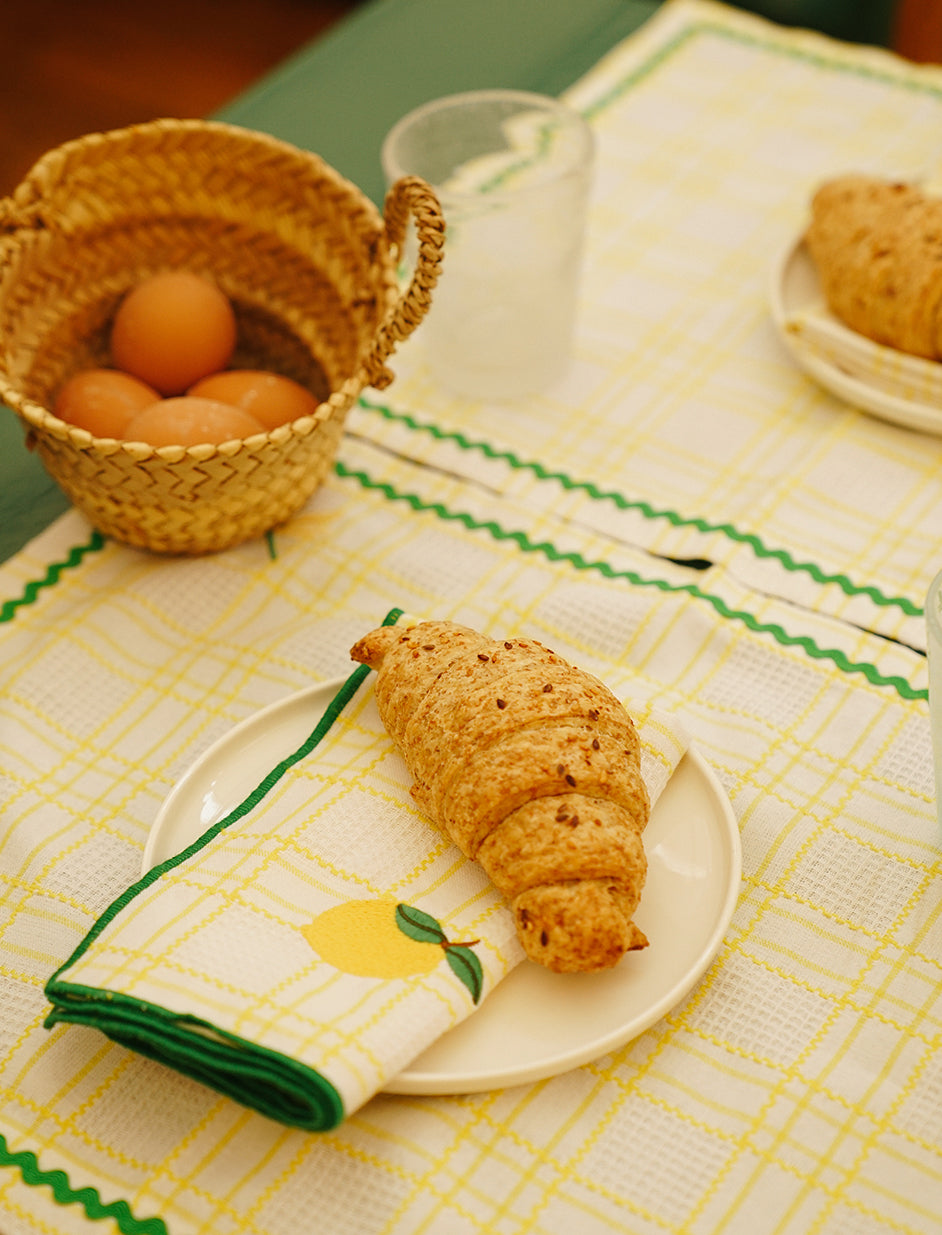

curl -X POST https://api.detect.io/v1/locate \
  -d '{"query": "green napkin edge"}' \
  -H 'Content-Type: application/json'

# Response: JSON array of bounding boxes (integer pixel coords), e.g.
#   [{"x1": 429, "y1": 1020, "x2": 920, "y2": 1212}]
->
[{"x1": 43, "y1": 607, "x2": 404, "y2": 1132}]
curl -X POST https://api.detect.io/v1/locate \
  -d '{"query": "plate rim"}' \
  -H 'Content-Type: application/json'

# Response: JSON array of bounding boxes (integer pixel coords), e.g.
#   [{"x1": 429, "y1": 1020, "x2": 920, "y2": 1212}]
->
[
  {"x1": 145, "y1": 676, "x2": 742, "y2": 1095},
  {"x1": 769, "y1": 232, "x2": 942, "y2": 435},
  {"x1": 389, "y1": 743, "x2": 741, "y2": 1094},
  {"x1": 141, "y1": 682, "x2": 352, "y2": 872}
]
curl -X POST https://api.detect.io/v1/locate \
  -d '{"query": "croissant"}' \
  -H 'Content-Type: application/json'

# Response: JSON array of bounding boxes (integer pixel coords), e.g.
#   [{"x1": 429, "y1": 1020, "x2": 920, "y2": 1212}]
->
[
  {"x1": 805, "y1": 173, "x2": 942, "y2": 359},
  {"x1": 350, "y1": 620, "x2": 650, "y2": 973}
]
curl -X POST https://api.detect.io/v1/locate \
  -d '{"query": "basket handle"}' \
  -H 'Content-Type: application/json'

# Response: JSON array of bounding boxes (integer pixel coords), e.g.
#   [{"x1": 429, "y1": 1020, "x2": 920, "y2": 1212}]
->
[{"x1": 361, "y1": 176, "x2": 445, "y2": 390}]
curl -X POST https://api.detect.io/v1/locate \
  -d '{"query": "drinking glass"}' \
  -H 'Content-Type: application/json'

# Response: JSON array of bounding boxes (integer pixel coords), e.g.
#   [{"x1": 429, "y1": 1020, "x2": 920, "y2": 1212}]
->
[{"x1": 382, "y1": 89, "x2": 595, "y2": 400}]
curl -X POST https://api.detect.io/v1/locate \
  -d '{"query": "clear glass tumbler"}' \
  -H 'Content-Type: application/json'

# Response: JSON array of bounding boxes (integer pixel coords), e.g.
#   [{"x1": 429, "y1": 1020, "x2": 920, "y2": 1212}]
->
[{"x1": 382, "y1": 89, "x2": 595, "y2": 400}]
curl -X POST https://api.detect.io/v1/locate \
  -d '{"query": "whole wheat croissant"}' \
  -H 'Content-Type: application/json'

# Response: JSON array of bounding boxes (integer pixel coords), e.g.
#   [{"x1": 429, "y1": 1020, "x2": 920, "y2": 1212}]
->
[
  {"x1": 805, "y1": 173, "x2": 942, "y2": 359},
  {"x1": 350, "y1": 620, "x2": 650, "y2": 973}
]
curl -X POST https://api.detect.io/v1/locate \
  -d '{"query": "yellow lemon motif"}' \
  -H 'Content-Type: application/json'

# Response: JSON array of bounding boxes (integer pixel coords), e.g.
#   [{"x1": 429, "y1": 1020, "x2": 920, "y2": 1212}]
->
[
  {"x1": 301, "y1": 897, "x2": 484, "y2": 1002},
  {"x1": 302, "y1": 898, "x2": 443, "y2": 979}
]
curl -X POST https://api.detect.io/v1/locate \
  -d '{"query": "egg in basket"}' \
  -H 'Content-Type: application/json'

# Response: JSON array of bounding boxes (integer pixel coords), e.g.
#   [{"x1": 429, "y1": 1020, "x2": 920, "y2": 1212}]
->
[{"x1": 0, "y1": 118, "x2": 444, "y2": 554}]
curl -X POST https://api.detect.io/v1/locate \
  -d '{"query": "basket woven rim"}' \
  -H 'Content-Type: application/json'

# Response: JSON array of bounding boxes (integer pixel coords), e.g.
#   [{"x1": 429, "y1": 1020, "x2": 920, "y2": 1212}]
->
[
  {"x1": 4, "y1": 377, "x2": 362, "y2": 462},
  {"x1": 6, "y1": 116, "x2": 377, "y2": 217}
]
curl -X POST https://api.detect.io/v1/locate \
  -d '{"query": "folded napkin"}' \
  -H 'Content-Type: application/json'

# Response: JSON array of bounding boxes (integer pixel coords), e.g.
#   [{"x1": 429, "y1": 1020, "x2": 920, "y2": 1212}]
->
[
  {"x1": 44, "y1": 611, "x2": 688, "y2": 1131},
  {"x1": 784, "y1": 302, "x2": 942, "y2": 410}
]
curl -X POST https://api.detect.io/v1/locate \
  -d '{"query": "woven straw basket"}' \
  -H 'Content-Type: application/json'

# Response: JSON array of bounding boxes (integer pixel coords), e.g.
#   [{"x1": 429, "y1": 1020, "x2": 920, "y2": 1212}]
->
[{"x1": 0, "y1": 118, "x2": 444, "y2": 554}]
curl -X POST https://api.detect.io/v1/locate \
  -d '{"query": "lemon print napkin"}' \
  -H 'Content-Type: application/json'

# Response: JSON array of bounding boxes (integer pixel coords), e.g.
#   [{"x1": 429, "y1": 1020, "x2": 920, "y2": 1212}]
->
[{"x1": 44, "y1": 611, "x2": 687, "y2": 1131}]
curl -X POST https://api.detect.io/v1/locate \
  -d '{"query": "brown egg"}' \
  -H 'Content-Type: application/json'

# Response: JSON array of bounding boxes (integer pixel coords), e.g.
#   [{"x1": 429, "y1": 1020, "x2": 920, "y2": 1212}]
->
[
  {"x1": 123, "y1": 397, "x2": 265, "y2": 447},
  {"x1": 53, "y1": 368, "x2": 162, "y2": 438},
  {"x1": 188, "y1": 369, "x2": 319, "y2": 430},
  {"x1": 110, "y1": 271, "x2": 237, "y2": 395}
]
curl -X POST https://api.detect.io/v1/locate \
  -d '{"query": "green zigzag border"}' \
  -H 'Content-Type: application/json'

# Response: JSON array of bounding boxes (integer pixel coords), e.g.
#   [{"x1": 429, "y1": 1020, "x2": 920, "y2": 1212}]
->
[
  {"x1": 0, "y1": 530, "x2": 105, "y2": 625},
  {"x1": 335, "y1": 460, "x2": 926, "y2": 702},
  {"x1": 356, "y1": 398, "x2": 923, "y2": 618},
  {"x1": 0, "y1": 1134, "x2": 167, "y2": 1234},
  {"x1": 0, "y1": 466, "x2": 925, "y2": 702}
]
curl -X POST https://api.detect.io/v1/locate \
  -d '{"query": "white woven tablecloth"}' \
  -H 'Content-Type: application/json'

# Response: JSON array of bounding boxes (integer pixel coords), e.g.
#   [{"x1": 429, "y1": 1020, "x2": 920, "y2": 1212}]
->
[{"x1": 2, "y1": 2, "x2": 942, "y2": 1232}]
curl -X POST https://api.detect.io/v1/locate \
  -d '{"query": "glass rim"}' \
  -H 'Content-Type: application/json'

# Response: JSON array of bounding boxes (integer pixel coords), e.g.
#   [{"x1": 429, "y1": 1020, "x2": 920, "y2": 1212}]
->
[{"x1": 381, "y1": 88, "x2": 595, "y2": 200}]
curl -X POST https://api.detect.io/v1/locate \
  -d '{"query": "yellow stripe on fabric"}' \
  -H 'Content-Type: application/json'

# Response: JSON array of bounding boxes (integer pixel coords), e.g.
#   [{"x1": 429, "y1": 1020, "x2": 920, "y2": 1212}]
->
[
  {"x1": 641, "y1": 1036, "x2": 780, "y2": 1133},
  {"x1": 380, "y1": 1095, "x2": 550, "y2": 1235},
  {"x1": 323, "y1": 1102, "x2": 485, "y2": 1235},
  {"x1": 700, "y1": 907, "x2": 935, "y2": 1230},
  {"x1": 150, "y1": 1106, "x2": 282, "y2": 1233},
  {"x1": 534, "y1": 1088, "x2": 681, "y2": 1232},
  {"x1": 647, "y1": 888, "x2": 933, "y2": 1231}
]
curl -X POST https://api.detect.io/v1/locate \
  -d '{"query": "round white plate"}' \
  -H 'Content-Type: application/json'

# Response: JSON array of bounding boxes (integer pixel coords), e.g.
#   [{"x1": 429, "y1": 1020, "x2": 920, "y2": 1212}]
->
[
  {"x1": 145, "y1": 678, "x2": 742, "y2": 1095},
  {"x1": 770, "y1": 234, "x2": 942, "y2": 436}
]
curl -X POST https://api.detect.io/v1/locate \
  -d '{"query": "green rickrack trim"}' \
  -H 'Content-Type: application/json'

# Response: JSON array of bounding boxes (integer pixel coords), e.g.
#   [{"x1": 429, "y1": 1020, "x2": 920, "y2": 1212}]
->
[
  {"x1": 0, "y1": 530, "x2": 106, "y2": 624},
  {"x1": 580, "y1": 24, "x2": 700, "y2": 120},
  {"x1": 336, "y1": 462, "x2": 926, "y2": 702},
  {"x1": 356, "y1": 399, "x2": 922, "y2": 618},
  {"x1": 0, "y1": 1133, "x2": 167, "y2": 1234}
]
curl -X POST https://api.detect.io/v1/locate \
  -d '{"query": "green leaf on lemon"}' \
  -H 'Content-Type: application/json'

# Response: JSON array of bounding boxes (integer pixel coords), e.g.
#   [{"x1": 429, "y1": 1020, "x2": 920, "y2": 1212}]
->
[
  {"x1": 395, "y1": 903, "x2": 446, "y2": 945},
  {"x1": 445, "y1": 945, "x2": 484, "y2": 1004}
]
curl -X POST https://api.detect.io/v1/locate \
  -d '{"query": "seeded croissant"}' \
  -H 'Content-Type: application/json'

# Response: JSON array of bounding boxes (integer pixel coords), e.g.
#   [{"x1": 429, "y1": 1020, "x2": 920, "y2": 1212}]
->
[
  {"x1": 805, "y1": 173, "x2": 942, "y2": 359},
  {"x1": 350, "y1": 620, "x2": 650, "y2": 973}
]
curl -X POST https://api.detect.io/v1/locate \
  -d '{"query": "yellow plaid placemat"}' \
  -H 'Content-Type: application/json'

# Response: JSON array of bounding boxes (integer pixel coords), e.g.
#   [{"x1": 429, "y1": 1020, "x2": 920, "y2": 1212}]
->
[
  {"x1": 2, "y1": 448, "x2": 939, "y2": 1232},
  {"x1": 2, "y1": 2, "x2": 942, "y2": 1233}
]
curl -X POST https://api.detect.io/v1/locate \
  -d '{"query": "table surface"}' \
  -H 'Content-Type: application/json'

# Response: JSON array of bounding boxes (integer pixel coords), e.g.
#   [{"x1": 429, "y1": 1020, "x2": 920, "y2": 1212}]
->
[{"x1": 3, "y1": 2, "x2": 942, "y2": 1233}]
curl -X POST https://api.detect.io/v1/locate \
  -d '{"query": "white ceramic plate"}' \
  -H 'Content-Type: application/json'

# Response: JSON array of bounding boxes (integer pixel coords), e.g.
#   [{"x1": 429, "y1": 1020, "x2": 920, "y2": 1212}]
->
[
  {"x1": 144, "y1": 679, "x2": 742, "y2": 1095},
  {"x1": 770, "y1": 234, "x2": 942, "y2": 436}
]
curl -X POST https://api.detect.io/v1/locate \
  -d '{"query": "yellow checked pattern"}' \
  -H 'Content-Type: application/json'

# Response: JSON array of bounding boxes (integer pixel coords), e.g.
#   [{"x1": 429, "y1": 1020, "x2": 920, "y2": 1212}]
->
[
  {"x1": 1, "y1": 2, "x2": 941, "y2": 1232},
  {"x1": 2, "y1": 444, "x2": 939, "y2": 1232}
]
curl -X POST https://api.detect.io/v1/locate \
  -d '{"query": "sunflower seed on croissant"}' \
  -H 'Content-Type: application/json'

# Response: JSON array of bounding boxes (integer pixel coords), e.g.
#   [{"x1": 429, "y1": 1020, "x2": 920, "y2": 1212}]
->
[{"x1": 350, "y1": 620, "x2": 650, "y2": 973}]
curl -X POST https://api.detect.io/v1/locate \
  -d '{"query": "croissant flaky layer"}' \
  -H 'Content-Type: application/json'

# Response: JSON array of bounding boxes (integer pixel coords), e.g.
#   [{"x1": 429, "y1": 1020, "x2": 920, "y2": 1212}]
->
[
  {"x1": 805, "y1": 173, "x2": 942, "y2": 360},
  {"x1": 350, "y1": 620, "x2": 650, "y2": 973}
]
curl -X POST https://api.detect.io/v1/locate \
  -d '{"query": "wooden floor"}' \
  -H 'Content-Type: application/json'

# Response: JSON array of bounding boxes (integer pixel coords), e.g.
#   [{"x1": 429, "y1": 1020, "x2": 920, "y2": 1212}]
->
[
  {"x1": 0, "y1": 0, "x2": 361, "y2": 196},
  {"x1": 0, "y1": 0, "x2": 939, "y2": 200}
]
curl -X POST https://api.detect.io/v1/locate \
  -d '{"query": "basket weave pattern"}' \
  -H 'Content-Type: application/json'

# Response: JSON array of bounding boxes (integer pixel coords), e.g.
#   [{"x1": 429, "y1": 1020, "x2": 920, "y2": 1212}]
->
[{"x1": 0, "y1": 119, "x2": 444, "y2": 554}]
